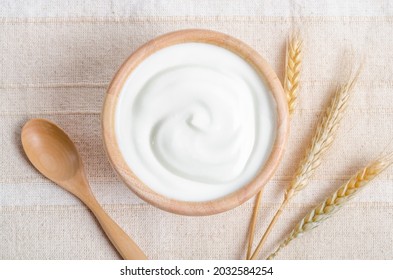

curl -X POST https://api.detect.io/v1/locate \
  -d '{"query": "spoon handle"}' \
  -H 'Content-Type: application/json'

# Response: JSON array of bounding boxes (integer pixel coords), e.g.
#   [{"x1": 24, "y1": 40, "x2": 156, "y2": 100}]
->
[{"x1": 83, "y1": 195, "x2": 147, "y2": 260}]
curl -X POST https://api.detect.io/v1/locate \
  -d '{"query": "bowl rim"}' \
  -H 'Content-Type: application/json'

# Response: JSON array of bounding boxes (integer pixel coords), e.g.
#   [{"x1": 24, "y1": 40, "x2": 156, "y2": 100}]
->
[{"x1": 102, "y1": 29, "x2": 289, "y2": 216}]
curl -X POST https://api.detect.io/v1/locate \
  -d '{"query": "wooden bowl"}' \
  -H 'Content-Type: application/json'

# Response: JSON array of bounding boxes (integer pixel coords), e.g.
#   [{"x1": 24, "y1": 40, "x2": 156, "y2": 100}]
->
[{"x1": 102, "y1": 29, "x2": 289, "y2": 216}]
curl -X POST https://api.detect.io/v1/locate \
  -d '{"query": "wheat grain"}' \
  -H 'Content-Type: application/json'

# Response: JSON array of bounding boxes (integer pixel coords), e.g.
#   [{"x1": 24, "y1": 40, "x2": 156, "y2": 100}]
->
[
  {"x1": 267, "y1": 152, "x2": 393, "y2": 259},
  {"x1": 249, "y1": 67, "x2": 361, "y2": 260},
  {"x1": 285, "y1": 34, "x2": 302, "y2": 115},
  {"x1": 246, "y1": 33, "x2": 302, "y2": 259},
  {"x1": 284, "y1": 70, "x2": 359, "y2": 201}
]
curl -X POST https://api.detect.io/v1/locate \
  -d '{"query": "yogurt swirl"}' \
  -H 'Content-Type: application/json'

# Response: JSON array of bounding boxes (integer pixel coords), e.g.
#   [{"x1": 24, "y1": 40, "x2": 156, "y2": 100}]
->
[{"x1": 115, "y1": 43, "x2": 276, "y2": 202}]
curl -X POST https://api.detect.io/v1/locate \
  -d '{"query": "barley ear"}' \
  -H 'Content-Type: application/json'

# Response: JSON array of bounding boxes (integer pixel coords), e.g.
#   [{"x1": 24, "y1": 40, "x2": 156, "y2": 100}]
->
[
  {"x1": 284, "y1": 68, "x2": 361, "y2": 201},
  {"x1": 250, "y1": 67, "x2": 362, "y2": 260},
  {"x1": 268, "y1": 151, "x2": 393, "y2": 259}
]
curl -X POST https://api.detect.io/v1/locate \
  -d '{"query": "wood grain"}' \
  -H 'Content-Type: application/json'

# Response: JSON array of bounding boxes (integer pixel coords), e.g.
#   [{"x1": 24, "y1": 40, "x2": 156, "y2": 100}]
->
[{"x1": 21, "y1": 119, "x2": 147, "y2": 259}]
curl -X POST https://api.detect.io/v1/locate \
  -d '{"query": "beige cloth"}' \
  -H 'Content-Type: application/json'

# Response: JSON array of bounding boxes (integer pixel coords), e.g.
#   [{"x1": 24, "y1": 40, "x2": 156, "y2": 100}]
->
[{"x1": 1, "y1": 1, "x2": 393, "y2": 259}]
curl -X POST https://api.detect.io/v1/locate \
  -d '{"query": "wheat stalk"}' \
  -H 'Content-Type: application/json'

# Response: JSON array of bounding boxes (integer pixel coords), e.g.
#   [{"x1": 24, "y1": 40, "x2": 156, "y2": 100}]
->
[
  {"x1": 249, "y1": 67, "x2": 361, "y2": 260},
  {"x1": 267, "y1": 152, "x2": 393, "y2": 259},
  {"x1": 246, "y1": 33, "x2": 302, "y2": 259},
  {"x1": 285, "y1": 33, "x2": 302, "y2": 115},
  {"x1": 246, "y1": 189, "x2": 264, "y2": 259}
]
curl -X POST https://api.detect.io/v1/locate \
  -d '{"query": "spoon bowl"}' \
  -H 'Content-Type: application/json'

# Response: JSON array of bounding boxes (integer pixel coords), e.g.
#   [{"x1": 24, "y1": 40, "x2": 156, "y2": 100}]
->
[
  {"x1": 21, "y1": 118, "x2": 147, "y2": 260},
  {"x1": 22, "y1": 119, "x2": 80, "y2": 183}
]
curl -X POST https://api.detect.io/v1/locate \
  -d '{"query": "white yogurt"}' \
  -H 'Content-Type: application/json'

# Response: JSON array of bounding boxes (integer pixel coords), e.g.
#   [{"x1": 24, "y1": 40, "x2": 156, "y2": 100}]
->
[{"x1": 115, "y1": 43, "x2": 276, "y2": 202}]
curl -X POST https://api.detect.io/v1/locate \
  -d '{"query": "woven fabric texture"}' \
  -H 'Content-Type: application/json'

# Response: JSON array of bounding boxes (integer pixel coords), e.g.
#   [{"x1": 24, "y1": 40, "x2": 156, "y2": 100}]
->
[{"x1": 1, "y1": 1, "x2": 393, "y2": 259}]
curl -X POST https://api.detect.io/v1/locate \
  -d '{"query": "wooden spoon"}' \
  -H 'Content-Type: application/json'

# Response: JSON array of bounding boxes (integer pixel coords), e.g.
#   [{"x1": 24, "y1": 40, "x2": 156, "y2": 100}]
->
[{"x1": 21, "y1": 118, "x2": 147, "y2": 260}]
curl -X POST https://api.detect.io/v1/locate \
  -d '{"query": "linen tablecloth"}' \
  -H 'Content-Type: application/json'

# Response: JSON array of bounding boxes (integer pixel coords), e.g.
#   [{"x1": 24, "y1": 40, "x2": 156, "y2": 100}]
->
[{"x1": 1, "y1": 0, "x2": 393, "y2": 259}]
